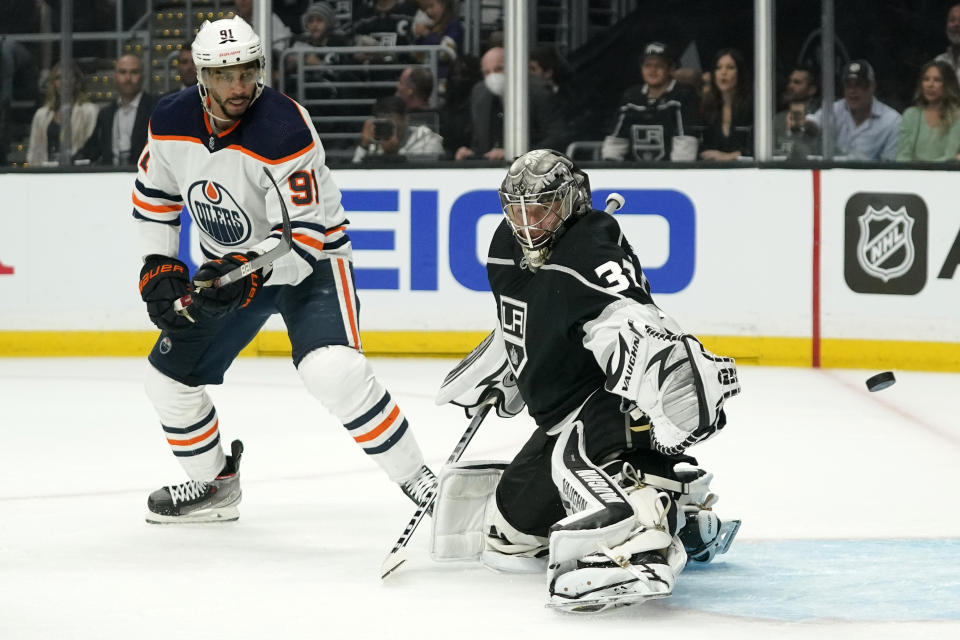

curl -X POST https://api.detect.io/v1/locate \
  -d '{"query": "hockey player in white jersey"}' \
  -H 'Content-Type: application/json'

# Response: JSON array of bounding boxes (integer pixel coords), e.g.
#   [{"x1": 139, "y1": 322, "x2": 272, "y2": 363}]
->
[
  {"x1": 431, "y1": 149, "x2": 741, "y2": 612},
  {"x1": 134, "y1": 16, "x2": 435, "y2": 523}
]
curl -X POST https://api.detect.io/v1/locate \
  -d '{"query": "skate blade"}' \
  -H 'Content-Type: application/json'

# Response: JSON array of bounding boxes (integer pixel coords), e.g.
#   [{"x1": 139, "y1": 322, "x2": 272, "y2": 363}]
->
[
  {"x1": 716, "y1": 519, "x2": 742, "y2": 555},
  {"x1": 546, "y1": 590, "x2": 671, "y2": 613},
  {"x1": 145, "y1": 506, "x2": 239, "y2": 524}
]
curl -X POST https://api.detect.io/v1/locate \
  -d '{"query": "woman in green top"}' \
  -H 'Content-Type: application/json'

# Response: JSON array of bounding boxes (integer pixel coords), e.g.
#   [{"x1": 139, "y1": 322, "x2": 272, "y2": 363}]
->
[{"x1": 897, "y1": 60, "x2": 960, "y2": 161}]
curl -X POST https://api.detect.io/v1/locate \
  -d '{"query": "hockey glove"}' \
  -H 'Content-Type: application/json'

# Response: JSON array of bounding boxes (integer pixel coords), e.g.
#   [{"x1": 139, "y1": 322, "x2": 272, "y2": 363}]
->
[
  {"x1": 604, "y1": 320, "x2": 740, "y2": 454},
  {"x1": 436, "y1": 329, "x2": 525, "y2": 419},
  {"x1": 139, "y1": 255, "x2": 194, "y2": 332},
  {"x1": 190, "y1": 251, "x2": 263, "y2": 321}
]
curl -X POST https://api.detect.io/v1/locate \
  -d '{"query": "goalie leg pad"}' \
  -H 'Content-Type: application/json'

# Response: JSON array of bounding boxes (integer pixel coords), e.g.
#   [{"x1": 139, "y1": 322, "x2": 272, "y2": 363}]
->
[
  {"x1": 298, "y1": 346, "x2": 423, "y2": 483},
  {"x1": 546, "y1": 452, "x2": 688, "y2": 612},
  {"x1": 144, "y1": 363, "x2": 225, "y2": 482},
  {"x1": 429, "y1": 461, "x2": 507, "y2": 562},
  {"x1": 482, "y1": 501, "x2": 550, "y2": 573}
]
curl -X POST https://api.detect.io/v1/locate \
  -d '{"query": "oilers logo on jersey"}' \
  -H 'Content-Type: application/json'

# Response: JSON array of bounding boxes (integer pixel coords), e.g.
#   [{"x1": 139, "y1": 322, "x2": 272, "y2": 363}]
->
[{"x1": 188, "y1": 179, "x2": 252, "y2": 246}]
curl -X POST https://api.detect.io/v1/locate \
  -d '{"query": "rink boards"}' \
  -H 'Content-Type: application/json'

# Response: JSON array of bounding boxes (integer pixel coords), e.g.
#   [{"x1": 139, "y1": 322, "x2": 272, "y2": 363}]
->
[{"x1": 1, "y1": 167, "x2": 958, "y2": 369}]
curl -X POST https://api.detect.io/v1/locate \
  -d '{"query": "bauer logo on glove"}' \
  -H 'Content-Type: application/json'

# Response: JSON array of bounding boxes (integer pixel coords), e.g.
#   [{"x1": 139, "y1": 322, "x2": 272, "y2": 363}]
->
[{"x1": 190, "y1": 251, "x2": 264, "y2": 321}]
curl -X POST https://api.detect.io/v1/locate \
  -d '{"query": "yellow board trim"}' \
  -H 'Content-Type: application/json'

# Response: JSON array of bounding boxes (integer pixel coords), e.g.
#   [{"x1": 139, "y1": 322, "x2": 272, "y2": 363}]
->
[{"x1": 1, "y1": 332, "x2": 958, "y2": 371}]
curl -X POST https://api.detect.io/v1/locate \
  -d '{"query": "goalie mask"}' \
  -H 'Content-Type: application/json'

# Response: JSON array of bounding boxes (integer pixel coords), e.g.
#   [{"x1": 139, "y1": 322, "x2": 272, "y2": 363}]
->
[
  {"x1": 498, "y1": 149, "x2": 591, "y2": 269},
  {"x1": 192, "y1": 16, "x2": 265, "y2": 123}
]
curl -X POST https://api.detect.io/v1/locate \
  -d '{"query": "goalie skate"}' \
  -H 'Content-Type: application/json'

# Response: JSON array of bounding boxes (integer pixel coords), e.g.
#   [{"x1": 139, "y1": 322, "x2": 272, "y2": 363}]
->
[
  {"x1": 146, "y1": 440, "x2": 243, "y2": 524},
  {"x1": 547, "y1": 551, "x2": 675, "y2": 614}
]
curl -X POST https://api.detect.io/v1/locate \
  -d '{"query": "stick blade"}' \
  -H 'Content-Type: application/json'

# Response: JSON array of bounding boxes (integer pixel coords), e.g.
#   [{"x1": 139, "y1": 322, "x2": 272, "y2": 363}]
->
[{"x1": 380, "y1": 548, "x2": 408, "y2": 579}]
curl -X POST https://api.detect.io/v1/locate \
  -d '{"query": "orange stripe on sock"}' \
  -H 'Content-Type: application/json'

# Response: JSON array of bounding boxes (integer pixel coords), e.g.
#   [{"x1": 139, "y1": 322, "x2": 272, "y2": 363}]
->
[
  {"x1": 337, "y1": 259, "x2": 360, "y2": 348},
  {"x1": 354, "y1": 405, "x2": 399, "y2": 443},
  {"x1": 166, "y1": 421, "x2": 219, "y2": 446}
]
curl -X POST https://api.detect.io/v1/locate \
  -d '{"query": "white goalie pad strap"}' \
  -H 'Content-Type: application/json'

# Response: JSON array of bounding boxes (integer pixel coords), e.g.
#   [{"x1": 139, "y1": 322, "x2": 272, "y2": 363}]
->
[
  {"x1": 597, "y1": 313, "x2": 740, "y2": 454},
  {"x1": 435, "y1": 327, "x2": 525, "y2": 419},
  {"x1": 429, "y1": 461, "x2": 507, "y2": 562}
]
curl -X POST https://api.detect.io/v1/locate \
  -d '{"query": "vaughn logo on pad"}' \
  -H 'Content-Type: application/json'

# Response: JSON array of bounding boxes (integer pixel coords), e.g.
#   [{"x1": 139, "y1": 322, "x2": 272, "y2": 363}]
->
[{"x1": 844, "y1": 193, "x2": 927, "y2": 295}]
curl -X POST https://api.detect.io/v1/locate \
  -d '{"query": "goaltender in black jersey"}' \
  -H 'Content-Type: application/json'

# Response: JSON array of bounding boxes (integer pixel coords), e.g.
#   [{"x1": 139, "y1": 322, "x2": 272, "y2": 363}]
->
[{"x1": 432, "y1": 149, "x2": 742, "y2": 613}]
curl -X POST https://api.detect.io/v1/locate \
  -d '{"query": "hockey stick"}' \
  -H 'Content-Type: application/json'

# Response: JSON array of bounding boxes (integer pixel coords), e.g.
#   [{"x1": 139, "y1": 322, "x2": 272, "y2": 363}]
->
[
  {"x1": 173, "y1": 167, "x2": 294, "y2": 318},
  {"x1": 380, "y1": 399, "x2": 495, "y2": 579},
  {"x1": 604, "y1": 192, "x2": 625, "y2": 214}
]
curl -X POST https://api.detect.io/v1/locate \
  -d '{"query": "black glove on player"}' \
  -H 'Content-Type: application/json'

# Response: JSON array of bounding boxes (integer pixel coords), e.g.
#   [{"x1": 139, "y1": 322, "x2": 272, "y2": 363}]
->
[
  {"x1": 190, "y1": 251, "x2": 264, "y2": 321},
  {"x1": 139, "y1": 254, "x2": 193, "y2": 332}
]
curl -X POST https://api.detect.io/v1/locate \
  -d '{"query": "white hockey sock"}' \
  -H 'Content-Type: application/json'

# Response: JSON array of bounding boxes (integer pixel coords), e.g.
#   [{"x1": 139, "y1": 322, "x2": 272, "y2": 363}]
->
[
  {"x1": 298, "y1": 346, "x2": 424, "y2": 483},
  {"x1": 144, "y1": 364, "x2": 226, "y2": 482}
]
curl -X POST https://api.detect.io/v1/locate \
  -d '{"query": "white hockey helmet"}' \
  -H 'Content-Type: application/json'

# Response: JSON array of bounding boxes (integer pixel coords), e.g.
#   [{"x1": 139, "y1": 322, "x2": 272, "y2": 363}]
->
[
  {"x1": 498, "y1": 149, "x2": 592, "y2": 269},
  {"x1": 192, "y1": 16, "x2": 265, "y2": 117}
]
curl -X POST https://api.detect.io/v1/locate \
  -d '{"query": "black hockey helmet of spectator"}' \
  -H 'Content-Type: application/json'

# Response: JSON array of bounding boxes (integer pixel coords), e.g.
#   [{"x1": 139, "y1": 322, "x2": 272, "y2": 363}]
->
[
  {"x1": 642, "y1": 42, "x2": 674, "y2": 66},
  {"x1": 842, "y1": 59, "x2": 875, "y2": 86}
]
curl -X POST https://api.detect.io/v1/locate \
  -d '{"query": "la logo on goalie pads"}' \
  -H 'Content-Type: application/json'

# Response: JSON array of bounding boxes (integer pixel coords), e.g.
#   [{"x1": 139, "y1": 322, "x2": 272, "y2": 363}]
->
[{"x1": 604, "y1": 320, "x2": 740, "y2": 454}]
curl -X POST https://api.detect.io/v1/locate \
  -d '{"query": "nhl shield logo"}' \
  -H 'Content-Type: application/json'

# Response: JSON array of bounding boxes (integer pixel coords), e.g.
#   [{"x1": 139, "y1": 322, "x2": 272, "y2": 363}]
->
[
  {"x1": 844, "y1": 193, "x2": 927, "y2": 295},
  {"x1": 856, "y1": 205, "x2": 915, "y2": 282}
]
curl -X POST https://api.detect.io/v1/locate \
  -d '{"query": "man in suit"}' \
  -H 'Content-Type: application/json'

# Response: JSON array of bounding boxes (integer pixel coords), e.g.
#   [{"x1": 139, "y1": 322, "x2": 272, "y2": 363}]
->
[
  {"x1": 77, "y1": 54, "x2": 158, "y2": 166},
  {"x1": 454, "y1": 46, "x2": 566, "y2": 161}
]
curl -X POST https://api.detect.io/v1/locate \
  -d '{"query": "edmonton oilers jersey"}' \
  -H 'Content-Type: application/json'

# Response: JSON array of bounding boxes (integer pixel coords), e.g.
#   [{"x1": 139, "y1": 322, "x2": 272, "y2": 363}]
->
[
  {"x1": 131, "y1": 85, "x2": 350, "y2": 286},
  {"x1": 486, "y1": 211, "x2": 654, "y2": 429}
]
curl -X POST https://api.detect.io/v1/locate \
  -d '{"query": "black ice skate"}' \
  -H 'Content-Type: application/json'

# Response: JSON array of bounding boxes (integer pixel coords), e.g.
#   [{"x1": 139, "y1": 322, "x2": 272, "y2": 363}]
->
[
  {"x1": 399, "y1": 464, "x2": 437, "y2": 513},
  {"x1": 146, "y1": 440, "x2": 244, "y2": 524}
]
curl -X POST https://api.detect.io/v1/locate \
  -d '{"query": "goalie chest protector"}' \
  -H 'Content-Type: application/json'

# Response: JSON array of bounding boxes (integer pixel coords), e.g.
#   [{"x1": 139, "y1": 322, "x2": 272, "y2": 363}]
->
[{"x1": 486, "y1": 211, "x2": 654, "y2": 430}]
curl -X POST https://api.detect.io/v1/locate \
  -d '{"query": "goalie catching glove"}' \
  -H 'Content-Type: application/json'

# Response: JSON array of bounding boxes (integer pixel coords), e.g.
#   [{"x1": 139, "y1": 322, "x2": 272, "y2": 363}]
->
[
  {"x1": 190, "y1": 251, "x2": 265, "y2": 321},
  {"x1": 436, "y1": 328, "x2": 525, "y2": 418},
  {"x1": 602, "y1": 317, "x2": 740, "y2": 454}
]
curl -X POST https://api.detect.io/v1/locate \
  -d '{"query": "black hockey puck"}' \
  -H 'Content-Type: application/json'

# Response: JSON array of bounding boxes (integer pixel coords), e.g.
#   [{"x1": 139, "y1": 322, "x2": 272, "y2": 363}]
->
[{"x1": 866, "y1": 371, "x2": 896, "y2": 392}]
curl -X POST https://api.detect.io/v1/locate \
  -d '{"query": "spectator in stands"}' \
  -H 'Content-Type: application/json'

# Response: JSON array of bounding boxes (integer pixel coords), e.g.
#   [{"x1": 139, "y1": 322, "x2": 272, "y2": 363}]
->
[
  {"x1": 700, "y1": 48, "x2": 753, "y2": 161},
  {"x1": 935, "y1": 3, "x2": 960, "y2": 86},
  {"x1": 352, "y1": 0, "x2": 418, "y2": 48},
  {"x1": 176, "y1": 43, "x2": 197, "y2": 90},
  {"x1": 233, "y1": 0, "x2": 293, "y2": 54},
  {"x1": 773, "y1": 66, "x2": 820, "y2": 158},
  {"x1": 26, "y1": 61, "x2": 98, "y2": 166},
  {"x1": 412, "y1": 0, "x2": 463, "y2": 81},
  {"x1": 352, "y1": 94, "x2": 443, "y2": 162},
  {"x1": 288, "y1": 2, "x2": 350, "y2": 68},
  {"x1": 529, "y1": 44, "x2": 574, "y2": 120},
  {"x1": 454, "y1": 46, "x2": 566, "y2": 161},
  {"x1": 396, "y1": 65, "x2": 434, "y2": 112},
  {"x1": 601, "y1": 42, "x2": 700, "y2": 162},
  {"x1": 438, "y1": 53, "x2": 481, "y2": 158},
  {"x1": 75, "y1": 54, "x2": 158, "y2": 166},
  {"x1": 808, "y1": 59, "x2": 900, "y2": 161},
  {"x1": 897, "y1": 60, "x2": 960, "y2": 161}
]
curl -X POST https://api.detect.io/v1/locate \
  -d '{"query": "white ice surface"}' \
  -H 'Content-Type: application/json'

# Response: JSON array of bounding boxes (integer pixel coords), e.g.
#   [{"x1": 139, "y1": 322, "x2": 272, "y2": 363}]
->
[{"x1": 1, "y1": 358, "x2": 958, "y2": 639}]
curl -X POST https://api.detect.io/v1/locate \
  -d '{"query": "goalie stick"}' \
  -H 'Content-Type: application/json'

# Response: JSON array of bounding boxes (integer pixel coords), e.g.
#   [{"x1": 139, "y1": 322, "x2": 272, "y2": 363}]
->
[
  {"x1": 173, "y1": 167, "x2": 294, "y2": 318},
  {"x1": 380, "y1": 399, "x2": 494, "y2": 579}
]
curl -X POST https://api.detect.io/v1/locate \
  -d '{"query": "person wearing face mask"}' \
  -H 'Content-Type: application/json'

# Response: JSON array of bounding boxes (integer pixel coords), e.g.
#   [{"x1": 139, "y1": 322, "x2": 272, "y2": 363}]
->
[
  {"x1": 935, "y1": 4, "x2": 960, "y2": 86},
  {"x1": 454, "y1": 46, "x2": 566, "y2": 161}
]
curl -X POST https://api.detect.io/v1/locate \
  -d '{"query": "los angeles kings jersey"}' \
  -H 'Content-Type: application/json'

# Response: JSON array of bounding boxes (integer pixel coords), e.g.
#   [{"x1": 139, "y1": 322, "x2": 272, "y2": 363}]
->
[
  {"x1": 487, "y1": 211, "x2": 655, "y2": 430},
  {"x1": 131, "y1": 86, "x2": 349, "y2": 286}
]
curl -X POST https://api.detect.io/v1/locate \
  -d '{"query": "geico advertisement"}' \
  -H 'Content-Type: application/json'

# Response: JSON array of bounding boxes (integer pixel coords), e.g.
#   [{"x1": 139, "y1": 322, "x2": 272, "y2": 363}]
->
[
  {"x1": 0, "y1": 169, "x2": 809, "y2": 334},
  {"x1": 820, "y1": 170, "x2": 960, "y2": 341}
]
